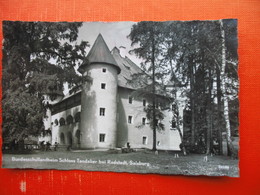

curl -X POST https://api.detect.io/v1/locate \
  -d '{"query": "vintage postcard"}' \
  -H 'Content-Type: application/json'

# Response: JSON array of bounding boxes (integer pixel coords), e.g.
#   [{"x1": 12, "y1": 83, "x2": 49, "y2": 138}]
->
[{"x1": 2, "y1": 20, "x2": 239, "y2": 177}]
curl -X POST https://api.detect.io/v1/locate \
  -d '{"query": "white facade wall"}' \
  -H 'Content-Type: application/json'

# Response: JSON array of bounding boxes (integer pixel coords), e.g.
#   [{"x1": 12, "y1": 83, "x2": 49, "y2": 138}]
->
[
  {"x1": 162, "y1": 107, "x2": 182, "y2": 150},
  {"x1": 117, "y1": 87, "x2": 181, "y2": 150},
  {"x1": 80, "y1": 64, "x2": 118, "y2": 149},
  {"x1": 51, "y1": 105, "x2": 81, "y2": 148},
  {"x1": 43, "y1": 108, "x2": 52, "y2": 130},
  {"x1": 50, "y1": 87, "x2": 181, "y2": 151},
  {"x1": 49, "y1": 78, "x2": 182, "y2": 151}
]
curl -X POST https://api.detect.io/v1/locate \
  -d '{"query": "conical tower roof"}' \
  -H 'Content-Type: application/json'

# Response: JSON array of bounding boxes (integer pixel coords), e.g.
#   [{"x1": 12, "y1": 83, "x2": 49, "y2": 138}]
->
[{"x1": 79, "y1": 34, "x2": 121, "y2": 74}]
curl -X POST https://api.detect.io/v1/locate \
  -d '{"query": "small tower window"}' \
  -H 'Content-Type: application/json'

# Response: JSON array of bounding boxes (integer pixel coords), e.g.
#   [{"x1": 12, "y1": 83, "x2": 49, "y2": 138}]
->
[
  {"x1": 129, "y1": 96, "x2": 133, "y2": 104},
  {"x1": 101, "y1": 83, "x2": 106, "y2": 89},
  {"x1": 99, "y1": 134, "x2": 106, "y2": 142},
  {"x1": 142, "y1": 136, "x2": 148, "y2": 145},
  {"x1": 128, "y1": 116, "x2": 133, "y2": 124},
  {"x1": 142, "y1": 117, "x2": 146, "y2": 125},
  {"x1": 143, "y1": 99, "x2": 146, "y2": 107},
  {"x1": 100, "y1": 108, "x2": 105, "y2": 116},
  {"x1": 102, "y1": 68, "x2": 106, "y2": 73}
]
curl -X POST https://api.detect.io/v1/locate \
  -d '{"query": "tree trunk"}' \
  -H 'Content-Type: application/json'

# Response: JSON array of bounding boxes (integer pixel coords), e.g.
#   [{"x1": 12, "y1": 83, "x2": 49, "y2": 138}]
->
[
  {"x1": 206, "y1": 67, "x2": 213, "y2": 155},
  {"x1": 220, "y1": 19, "x2": 235, "y2": 157},
  {"x1": 216, "y1": 64, "x2": 223, "y2": 155},
  {"x1": 151, "y1": 34, "x2": 157, "y2": 151},
  {"x1": 189, "y1": 61, "x2": 195, "y2": 146},
  {"x1": 169, "y1": 60, "x2": 187, "y2": 155}
]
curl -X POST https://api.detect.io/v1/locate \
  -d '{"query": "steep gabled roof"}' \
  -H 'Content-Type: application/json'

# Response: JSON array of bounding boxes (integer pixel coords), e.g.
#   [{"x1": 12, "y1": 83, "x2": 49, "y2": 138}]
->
[
  {"x1": 60, "y1": 45, "x2": 170, "y2": 104},
  {"x1": 111, "y1": 47, "x2": 172, "y2": 98},
  {"x1": 79, "y1": 34, "x2": 121, "y2": 74},
  {"x1": 111, "y1": 47, "x2": 143, "y2": 89}
]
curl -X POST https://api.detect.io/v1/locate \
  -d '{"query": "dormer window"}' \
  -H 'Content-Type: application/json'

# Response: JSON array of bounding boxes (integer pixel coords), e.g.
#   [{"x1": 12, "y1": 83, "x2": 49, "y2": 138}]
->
[{"x1": 123, "y1": 63, "x2": 130, "y2": 70}]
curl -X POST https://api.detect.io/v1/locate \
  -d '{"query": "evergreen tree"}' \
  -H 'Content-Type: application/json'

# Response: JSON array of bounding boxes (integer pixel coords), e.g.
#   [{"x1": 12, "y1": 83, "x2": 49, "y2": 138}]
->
[
  {"x1": 162, "y1": 20, "x2": 238, "y2": 155},
  {"x1": 128, "y1": 21, "x2": 170, "y2": 151},
  {"x1": 2, "y1": 21, "x2": 89, "y2": 140}
]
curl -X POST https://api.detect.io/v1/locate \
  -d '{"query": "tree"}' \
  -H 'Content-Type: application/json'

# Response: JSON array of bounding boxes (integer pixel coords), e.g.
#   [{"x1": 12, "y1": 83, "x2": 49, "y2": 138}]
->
[
  {"x1": 2, "y1": 21, "x2": 89, "y2": 140},
  {"x1": 162, "y1": 20, "x2": 238, "y2": 155},
  {"x1": 219, "y1": 19, "x2": 237, "y2": 157},
  {"x1": 163, "y1": 21, "x2": 206, "y2": 148},
  {"x1": 128, "y1": 21, "x2": 169, "y2": 151},
  {"x1": 127, "y1": 20, "x2": 238, "y2": 155}
]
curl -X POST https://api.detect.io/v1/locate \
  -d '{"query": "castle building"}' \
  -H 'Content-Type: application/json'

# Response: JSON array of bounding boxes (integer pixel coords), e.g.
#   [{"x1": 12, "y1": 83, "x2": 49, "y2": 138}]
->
[{"x1": 44, "y1": 34, "x2": 182, "y2": 150}]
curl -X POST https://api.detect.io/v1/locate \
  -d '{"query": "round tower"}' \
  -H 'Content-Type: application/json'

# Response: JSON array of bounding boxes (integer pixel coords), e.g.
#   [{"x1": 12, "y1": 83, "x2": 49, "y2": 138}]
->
[{"x1": 78, "y1": 34, "x2": 121, "y2": 149}]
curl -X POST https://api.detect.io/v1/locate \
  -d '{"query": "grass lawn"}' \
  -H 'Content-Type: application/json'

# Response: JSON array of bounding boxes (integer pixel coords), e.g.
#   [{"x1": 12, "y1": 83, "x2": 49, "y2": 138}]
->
[{"x1": 2, "y1": 149, "x2": 239, "y2": 177}]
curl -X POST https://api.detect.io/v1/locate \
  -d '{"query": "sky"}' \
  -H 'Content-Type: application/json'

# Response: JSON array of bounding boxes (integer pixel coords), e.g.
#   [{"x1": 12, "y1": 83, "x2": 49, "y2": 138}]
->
[{"x1": 77, "y1": 21, "x2": 140, "y2": 65}]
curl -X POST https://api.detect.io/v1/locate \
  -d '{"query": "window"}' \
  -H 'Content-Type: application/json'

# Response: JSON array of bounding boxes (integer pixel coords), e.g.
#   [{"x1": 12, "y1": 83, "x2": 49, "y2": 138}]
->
[
  {"x1": 172, "y1": 104, "x2": 177, "y2": 111},
  {"x1": 142, "y1": 117, "x2": 146, "y2": 125},
  {"x1": 100, "y1": 108, "x2": 105, "y2": 116},
  {"x1": 128, "y1": 116, "x2": 133, "y2": 124},
  {"x1": 157, "y1": 141, "x2": 161, "y2": 146},
  {"x1": 129, "y1": 96, "x2": 133, "y2": 104},
  {"x1": 156, "y1": 102, "x2": 160, "y2": 109},
  {"x1": 102, "y1": 68, "x2": 106, "y2": 73},
  {"x1": 99, "y1": 134, "x2": 105, "y2": 142},
  {"x1": 101, "y1": 83, "x2": 106, "y2": 89},
  {"x1": 143, "y1": 99, "x2": 146, "y2": 107},
  {"x1": 142, "y1": 136, "x2": 147, "y2": 145},
  {"x1": 172, "y1": 120, "x2": 177, "y2": 128}
]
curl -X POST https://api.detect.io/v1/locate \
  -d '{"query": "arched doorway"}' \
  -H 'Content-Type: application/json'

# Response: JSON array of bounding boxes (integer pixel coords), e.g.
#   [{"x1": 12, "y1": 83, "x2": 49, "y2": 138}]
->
[
  {"x1": 75, "y1": 130, "x2": 81, "y2": 148},
  {"x1": 67, "y1": 132, "x2": 72, "y2": 147},
  {"x1": 66, "y1": 115, "x2": 73, "y2": 125},
  {"x1": 59, "y1": 118, "x2": 65, "y2": 126},
  {"x1": 60, "y1": 133, "x2": 65, "y2": 144},
  {"x1": 75, "y1": 112, "x2": 81, "y2": 123}
]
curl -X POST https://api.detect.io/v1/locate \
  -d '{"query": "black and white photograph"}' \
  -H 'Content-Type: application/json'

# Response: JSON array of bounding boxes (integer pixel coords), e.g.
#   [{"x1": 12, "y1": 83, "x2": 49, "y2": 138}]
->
[{"x1": 2, "y1": 20, "x2": 239, "y2": 177}]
